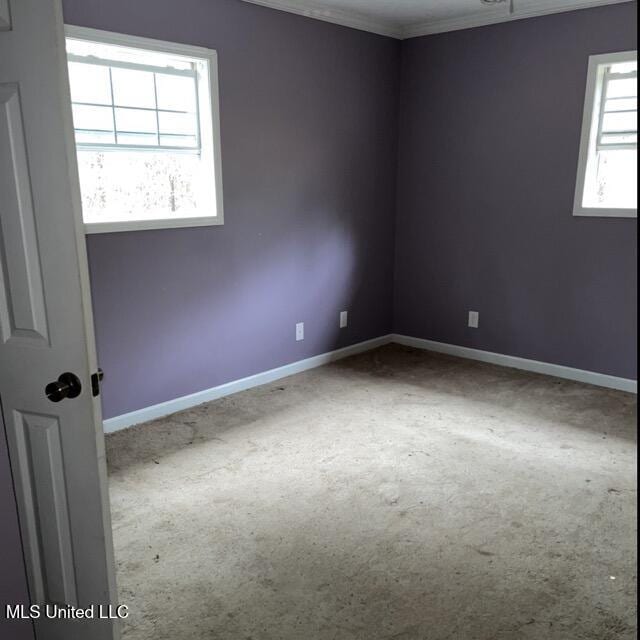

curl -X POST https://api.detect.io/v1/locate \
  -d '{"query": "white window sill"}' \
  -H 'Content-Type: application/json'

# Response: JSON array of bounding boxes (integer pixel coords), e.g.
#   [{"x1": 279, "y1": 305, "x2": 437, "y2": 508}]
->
[{"x1": 84, "y1": 215, "x2": 224, "y2": 234}]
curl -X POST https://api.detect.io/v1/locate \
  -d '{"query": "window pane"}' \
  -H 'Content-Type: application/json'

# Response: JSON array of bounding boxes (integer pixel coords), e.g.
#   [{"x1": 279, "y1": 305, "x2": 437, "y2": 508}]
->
[
  {"x1": 159, "y1": 134, "x2": 198, "y2": 148},
  {"x1": 600, "y1": 133, "x2": 638, "y2": 146},
  {"x1": 116, "y1": 132, "x2": 158, "y2": 146},
  {"x1": 76, "y1": 150, "x2": 212, "y2": 222},
  {"x1": 66, "y1": 36, "x2": 220, "y2": 227},
  {"x1": 68, "y1": 61, "x2": 112, "y2": 105},
  {"x1": 158, "y1": 111, "x2": 197, "y2": 136},
  {"x1": 155, "y1": 74, "x2": 197, "y2": 112},
  {"x1": 602, "y1": 111, "x2": 637, "y2": 133},
  {"x1": 604, "y1": 97, "x2": 637, "y2": 112},
  {"x1": 610, "y1": 61, "x2": 638, "y2": 74},
  {"x1": 588, "y1": 150, "x2": 638, "y2": 209},
  {"x1": 115, "y1": 108, "x2": 158, "y2": 134},
  {"x1": 75, "y1": 130, "x2": 115, "y2": 145},
  {"x1": 606, "y1": 78, "x2": 637, "y2": 99},
  {"x1": 72, "y1": 104, "x2": 113, "y2": 131},
  {"x1": 111, "y1": 68, "x2": 156, "y2": 108},
  {"x1": 583, "y1": 149, "x2": 637, "y2": 209},
  {"x1": 67, "y1": 39, "x2": 194, "y2": 71}
]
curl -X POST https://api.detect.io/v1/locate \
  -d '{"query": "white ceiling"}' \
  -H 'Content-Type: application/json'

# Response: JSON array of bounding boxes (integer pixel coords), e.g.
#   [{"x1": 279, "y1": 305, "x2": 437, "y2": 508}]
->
[{"x1": 240, "y1": 0, "x2": 633, "y2": 38}]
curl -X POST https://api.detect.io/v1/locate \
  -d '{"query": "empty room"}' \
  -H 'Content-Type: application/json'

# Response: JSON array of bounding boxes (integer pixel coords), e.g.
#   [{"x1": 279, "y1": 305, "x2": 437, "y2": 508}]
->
[{"x1": 0, "y1": 0, "x2": 637, "y2": 639}]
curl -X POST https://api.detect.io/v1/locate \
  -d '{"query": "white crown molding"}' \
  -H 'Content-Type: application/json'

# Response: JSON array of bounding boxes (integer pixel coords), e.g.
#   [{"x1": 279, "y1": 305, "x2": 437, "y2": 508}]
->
[
  {"x1": 239, "y1": 0, "x2": 634, "y2": 40},
  {"x1": 401, "y1": 0, "x2": 635, "y2": 38},
  {"x1": 239, "y1": 0, "x2": 403, "y2": 38}
]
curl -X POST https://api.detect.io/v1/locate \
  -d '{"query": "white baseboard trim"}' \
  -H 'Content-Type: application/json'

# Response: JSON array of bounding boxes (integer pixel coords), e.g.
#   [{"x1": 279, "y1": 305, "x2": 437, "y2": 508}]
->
[
  {"x1": 102, "y1": 335, "x2": 393, "y2": 433},
  {"x1": 392, "y1": 334, "x2": 637, "y2": 394},
  {"x1": 104, "y1": 332, "x2": 636, "y2": 433}
]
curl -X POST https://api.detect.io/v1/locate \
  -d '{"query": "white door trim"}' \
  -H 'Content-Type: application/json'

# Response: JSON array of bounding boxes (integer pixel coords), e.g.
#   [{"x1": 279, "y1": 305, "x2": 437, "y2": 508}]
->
[{"x1": 0, "y1": 0, "x2": 118, "y2": 637}]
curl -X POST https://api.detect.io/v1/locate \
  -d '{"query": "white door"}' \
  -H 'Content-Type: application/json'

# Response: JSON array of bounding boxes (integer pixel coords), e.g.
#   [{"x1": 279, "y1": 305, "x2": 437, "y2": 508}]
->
[{"x1": 0, "y1": 1, "x2": 118, "y2": 639}]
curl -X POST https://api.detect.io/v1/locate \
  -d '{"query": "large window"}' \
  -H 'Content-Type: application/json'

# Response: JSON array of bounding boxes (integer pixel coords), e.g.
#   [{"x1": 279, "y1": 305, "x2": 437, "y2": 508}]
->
[
  {"x1": 65, "y1": 27, "x2": 223, "y2": 233},
  {"x1": 573, "y1": 51, "x2": 637, "y2": 218}
]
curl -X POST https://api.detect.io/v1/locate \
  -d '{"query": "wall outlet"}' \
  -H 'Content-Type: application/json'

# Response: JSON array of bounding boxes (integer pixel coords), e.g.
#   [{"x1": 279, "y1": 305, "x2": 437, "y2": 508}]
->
[
  {"x1": 468, "y1": 311, "x2": 479, "y2": 328},
  {"x1": 296, "y1": 322, "x2": 304, "y2": 341},
  {"x1": 339, "y1": 311, "x2": 348, "y2": 328}
]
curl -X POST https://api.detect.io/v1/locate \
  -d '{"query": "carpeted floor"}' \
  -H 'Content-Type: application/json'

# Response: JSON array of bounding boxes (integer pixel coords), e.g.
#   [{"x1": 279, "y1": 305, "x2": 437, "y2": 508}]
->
[{"x1": 105, "y1": 344, "x2": 637, "y2": 640}]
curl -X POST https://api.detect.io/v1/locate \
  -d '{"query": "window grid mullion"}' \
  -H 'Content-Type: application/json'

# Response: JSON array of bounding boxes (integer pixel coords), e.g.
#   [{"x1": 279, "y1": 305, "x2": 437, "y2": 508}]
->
[
  {"x1": 596, "y1": 71, "x2": 611, "y2": 149},
  {"x1": 596, "y1": 69, "x2": 638, "y2": 151},
  {"x1": 107, "y1": 66, "x2": 118, "y2": 145},
  {"x1": 596, "y1": 66, "x2": 638, "y2": 151},
  {"x1": 192, "y1": 62, "x2": 202, "y2": 152},
  {"x1": 71, "y1": 58, "x2": 201, "y2": 152},
  {"x1": 67, "y1": 53, "x2": 196, "y2": 79},
  {"x1": 152, "y1": 72, "x2": 161, "y2": 146},
  {"x1": 598, "y1": 66, "x2": 637, "y2": 146},
  {"x1": 72, "y1": 100, "x2": 193, "y2": 116}
]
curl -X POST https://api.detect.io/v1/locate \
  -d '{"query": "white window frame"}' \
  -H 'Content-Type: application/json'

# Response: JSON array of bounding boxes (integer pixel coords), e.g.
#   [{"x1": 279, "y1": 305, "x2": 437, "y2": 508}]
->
[
  {"x1": 64, "y1": 25, "x2": 224, "y2": 233},
  {"x1": 573, "y1": 50, "x2": 637, "y2": 219}
]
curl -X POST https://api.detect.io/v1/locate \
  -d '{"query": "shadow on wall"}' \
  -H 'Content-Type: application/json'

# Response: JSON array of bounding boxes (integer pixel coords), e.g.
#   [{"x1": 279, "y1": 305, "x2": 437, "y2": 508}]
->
[
  {"x1": 70, "y1": 0, "x2": 400, "y2": 421},
  {"x1": 88, "y1": 214, "x2": 359, "y2": 419},
  {"x1": 85, "y1": 25, "x2": 398, "y2": 419},
  {"x1": 86, "y1": 142, "x2": 390, "y2": 421}
]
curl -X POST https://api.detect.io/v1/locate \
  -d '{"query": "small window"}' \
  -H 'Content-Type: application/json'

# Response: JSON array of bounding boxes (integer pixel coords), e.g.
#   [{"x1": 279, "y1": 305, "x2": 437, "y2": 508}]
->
[
  {"x1": 573, "y1": 51, "x2": 637, "y2": 218},
  {"x1": 65, "y1": 27, "x2": 223, "y2": 233}
]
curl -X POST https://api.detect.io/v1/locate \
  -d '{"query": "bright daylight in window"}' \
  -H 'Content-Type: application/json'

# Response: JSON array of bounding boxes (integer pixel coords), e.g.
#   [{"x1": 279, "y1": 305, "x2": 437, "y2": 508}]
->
[
  {"x1": 65, "y1": 30, "x2": 223, "y2": 232},
  {"x1": 574, "y1": 51, "x2": 637, "y2": 217}
]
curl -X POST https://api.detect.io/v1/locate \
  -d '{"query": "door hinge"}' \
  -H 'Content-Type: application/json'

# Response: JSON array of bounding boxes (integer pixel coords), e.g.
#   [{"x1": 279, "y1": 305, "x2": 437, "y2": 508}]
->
[{"x1": 91, "y1": 368, "x2": 104, "y2": 397}]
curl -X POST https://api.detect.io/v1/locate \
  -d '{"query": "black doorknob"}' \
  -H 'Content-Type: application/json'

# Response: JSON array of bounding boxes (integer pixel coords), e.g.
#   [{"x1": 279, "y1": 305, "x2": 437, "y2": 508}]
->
[{"x1": 45, "y1": 372, "x2": 82, "y2": 403}]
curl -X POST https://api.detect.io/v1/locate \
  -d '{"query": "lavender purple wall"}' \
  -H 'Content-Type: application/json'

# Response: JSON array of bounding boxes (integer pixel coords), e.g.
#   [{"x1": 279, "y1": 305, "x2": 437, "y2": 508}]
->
[
  {"x1": 394, "y1": 2, "x2": 638, "y2": 380},
  {"x1": 1, "y1": 2, "x2": 636, "y2": 629},
  {"x1": 62, "y1": 0, "x2": 401, "y2": 419},
  {"x1": 61, "y1": 0, "x2": 637, "y2": 422}
]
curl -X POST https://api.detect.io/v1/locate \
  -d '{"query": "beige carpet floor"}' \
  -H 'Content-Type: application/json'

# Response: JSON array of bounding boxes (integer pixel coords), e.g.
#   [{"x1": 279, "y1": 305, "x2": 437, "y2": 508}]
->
[{"x1": 106, "y1": 344, "x2": 637, "y2": 640}]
